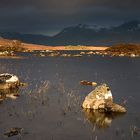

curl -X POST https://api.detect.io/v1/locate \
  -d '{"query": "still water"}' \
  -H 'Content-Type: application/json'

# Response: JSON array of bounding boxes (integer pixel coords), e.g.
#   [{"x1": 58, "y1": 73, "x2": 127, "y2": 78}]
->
[{"x1": 0, "y1": 54, "x2": 140, "y2": 140}]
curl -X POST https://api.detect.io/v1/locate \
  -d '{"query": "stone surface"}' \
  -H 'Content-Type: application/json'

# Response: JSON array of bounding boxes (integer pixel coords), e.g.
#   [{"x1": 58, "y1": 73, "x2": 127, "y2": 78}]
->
[
  {"x1": 0, "y1": 73, "x2": 20, "y2": 89},
  {"x1": 82, "y1": 84, "x2": 126, "y2": 113},
  {"x1": 104, "y1": 102, "x2": 126, "y2": 113},
  {"x1": 4, "y1": 127, "x2": 23, "y2": 137},
  {"x1": 80, "y1": 80, "x2": 97, "y2": 86},
  {"x1": 82, "y1": 84, "x2": 113, "y2": 109},
  {"x1": 0, "y1": 74, "x2": 27, "y2": 102}
]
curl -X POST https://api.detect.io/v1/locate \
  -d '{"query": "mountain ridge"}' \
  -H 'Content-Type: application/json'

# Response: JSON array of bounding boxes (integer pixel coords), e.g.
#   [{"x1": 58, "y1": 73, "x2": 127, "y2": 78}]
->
[{"x1": 0, "y1": 20, "x2": 140, "y2": 46}]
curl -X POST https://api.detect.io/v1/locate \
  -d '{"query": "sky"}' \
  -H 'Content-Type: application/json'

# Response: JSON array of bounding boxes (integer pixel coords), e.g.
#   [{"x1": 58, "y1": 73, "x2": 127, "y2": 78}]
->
[{"x1": 0, "y1": 0, "x2": 140, "y2": 35}]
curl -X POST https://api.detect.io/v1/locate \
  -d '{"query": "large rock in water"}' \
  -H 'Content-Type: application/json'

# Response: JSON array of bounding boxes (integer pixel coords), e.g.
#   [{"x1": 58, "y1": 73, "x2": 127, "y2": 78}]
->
[
  {"x1": 82, "y1": 84, "x2": 126, "y2": 113},
  {"x1": 0, "y1": 73, "x2": 20, "y2": 89}
]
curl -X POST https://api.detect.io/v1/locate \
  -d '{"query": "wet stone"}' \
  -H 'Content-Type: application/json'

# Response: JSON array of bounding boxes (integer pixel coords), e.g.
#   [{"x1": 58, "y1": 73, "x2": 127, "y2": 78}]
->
[
  {"x1": 4, "y1": 127, "x2": 23, "y2": 137},
  {"x1": 82, "y1": 84, "x2": 126, "y2": 113},
  {"x1": 80, "y1": 80, "x2": 97, "y2": 86}
]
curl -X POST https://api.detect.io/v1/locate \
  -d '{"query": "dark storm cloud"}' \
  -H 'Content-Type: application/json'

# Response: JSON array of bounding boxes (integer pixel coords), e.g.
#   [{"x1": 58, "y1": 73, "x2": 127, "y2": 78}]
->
[
  {"x1": 0, "y1": 0, "x2": 140, "y2": 35},
  {"x1": 1, "y1": 0, "x2": 140, "y2": 10}
]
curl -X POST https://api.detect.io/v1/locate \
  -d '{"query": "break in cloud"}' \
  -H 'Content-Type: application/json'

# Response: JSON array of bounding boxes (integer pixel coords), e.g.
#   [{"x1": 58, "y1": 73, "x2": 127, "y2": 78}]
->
[{"x1": 0, "y1": 0, "x2": 140, "y2": 35}]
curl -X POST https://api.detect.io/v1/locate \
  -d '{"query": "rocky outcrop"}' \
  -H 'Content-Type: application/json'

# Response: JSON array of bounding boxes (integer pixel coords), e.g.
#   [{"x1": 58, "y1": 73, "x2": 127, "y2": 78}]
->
[{"x1": 82, "y1": 84, "x2": 126, "y2": 113}]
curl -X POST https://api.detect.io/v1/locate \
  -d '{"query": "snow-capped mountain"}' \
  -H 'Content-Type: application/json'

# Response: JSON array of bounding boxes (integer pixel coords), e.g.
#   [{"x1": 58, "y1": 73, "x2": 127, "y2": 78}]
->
[{"x1": 0, "y1": 20, "x2": 140, "y2": 46}]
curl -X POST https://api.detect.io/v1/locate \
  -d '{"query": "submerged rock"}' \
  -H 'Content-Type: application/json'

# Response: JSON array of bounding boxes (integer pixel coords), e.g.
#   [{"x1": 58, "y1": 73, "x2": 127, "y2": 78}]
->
[
  {"x1": 4, "y1": 127, "x2": 23, "y2": 137},
  {"x1": 80, "y1": 80, "x2": 97, "y2": 86},
  {"x1": 82, "y1": 84, "x2": 126, "y2": 113}
]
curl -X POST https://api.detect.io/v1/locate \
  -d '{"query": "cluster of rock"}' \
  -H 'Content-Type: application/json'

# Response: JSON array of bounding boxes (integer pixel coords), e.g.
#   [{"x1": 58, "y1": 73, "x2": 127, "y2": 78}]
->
[
  {"x1": 0, "y1": 51, "x2": 15, "y2": 56},
  {"x1": 82, "y1": 84, "x2": 126, "y2": 113},
  {"x1": 35, "y1": 49, "x2": 139, "y2": 58},
  {"x1": 32, "y1": 46, "x2": 140, "y2": 58},
  {"x1": 34, "y1": 51, "x2": 83, "y2": 57},
  {"x1": 98, "y1": 51, "x2": 140, "y2": 58}
]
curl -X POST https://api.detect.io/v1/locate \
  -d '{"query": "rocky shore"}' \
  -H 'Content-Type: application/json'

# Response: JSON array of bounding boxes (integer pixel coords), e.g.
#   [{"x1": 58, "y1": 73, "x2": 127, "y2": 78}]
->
[
  {"x1": 0, "y1": 38, "x2": 27, "y2": 57},
  {"x1": 1, "y1": 37, "x2": 140, "y2": 58},
  {"x1": 100, "y1": 44, "x2": 140, "y2": 57},
  {"x1": 32, "y1": 43, "x2": 140, "y2": 58}
]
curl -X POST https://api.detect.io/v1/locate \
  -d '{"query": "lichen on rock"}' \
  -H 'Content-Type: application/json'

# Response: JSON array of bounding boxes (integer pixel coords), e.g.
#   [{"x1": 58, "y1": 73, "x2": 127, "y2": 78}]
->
[{"x1": 82, "y1": 84, "x2": 126, "y2": 113}]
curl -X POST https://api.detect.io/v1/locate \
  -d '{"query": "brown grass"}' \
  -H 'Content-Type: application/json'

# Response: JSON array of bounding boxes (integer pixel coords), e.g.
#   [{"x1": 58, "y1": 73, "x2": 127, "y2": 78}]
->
[
  {"x1": 0, "y1": 38, "x2": 108, "y2": 51},
  {"x1": 107, "y1": 44, "x2": 140, "y2": 53},
  {"x1": 23, "y1": 43, "x2": 109, "y2": 51}
]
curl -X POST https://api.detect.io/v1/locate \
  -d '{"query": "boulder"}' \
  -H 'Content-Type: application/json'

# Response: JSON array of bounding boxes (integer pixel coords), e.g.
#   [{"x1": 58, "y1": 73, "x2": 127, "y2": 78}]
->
[
  {"x1": 0, "y1": 73, "x2": 27, "y2": 102},
  {"x1": 82, "y1": 84, "x2": 126, "y2": 113},
  {"x1": 0, "y1": 73, "x2": 20, "y2": 89}
]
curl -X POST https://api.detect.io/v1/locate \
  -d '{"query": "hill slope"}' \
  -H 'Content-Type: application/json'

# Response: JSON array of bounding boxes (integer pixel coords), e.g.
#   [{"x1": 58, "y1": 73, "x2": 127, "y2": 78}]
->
[{"x1": 0, "y1": 20, "x2": 140, "y2": 46}]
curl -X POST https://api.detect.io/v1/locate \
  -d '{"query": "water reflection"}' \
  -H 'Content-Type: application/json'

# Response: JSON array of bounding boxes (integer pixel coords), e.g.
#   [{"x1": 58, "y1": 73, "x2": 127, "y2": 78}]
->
[
  {"x1": 83, "y1": 109, "x2": 125, "y2": 129},
  {"x1": 0, "y1": 88, "x2": 19, "y2": 102}
]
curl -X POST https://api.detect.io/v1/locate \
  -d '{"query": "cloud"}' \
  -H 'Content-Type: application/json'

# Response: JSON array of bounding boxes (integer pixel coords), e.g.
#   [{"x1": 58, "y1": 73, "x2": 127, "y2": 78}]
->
[
  {"x1": 1, "y1": 0, "x2": 140, "y2": 13},
  {"x1": 0, "y1": 0, "x2": 140, "y2": 35}
]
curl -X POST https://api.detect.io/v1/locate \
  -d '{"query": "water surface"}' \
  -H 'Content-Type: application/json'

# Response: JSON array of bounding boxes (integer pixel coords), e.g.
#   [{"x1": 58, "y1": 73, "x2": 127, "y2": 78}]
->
[{"x1": 0, "y1": 54, "x2": 140, "y2": 140}]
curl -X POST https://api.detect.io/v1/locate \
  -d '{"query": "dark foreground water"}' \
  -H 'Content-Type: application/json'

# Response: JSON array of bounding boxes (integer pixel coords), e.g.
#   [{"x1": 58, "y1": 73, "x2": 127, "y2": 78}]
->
[{"x1": 0, "y1": 54, "x2": 140, "y2": 140}]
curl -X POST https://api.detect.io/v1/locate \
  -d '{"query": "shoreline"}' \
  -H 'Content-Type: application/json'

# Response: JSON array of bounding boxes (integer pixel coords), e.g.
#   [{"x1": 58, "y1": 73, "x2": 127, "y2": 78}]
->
[
  {"x1": 0, "y1": 56, "x2": 24, "y2": 59},
  {"x1": 1, "y1": 40, "x2": 140, "y2": 58}
]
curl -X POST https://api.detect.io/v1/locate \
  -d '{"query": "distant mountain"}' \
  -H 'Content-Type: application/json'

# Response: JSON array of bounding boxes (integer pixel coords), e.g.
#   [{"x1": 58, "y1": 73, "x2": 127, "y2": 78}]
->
[
  {"x1": 52, "y1": 20, "x2": 140, "y2": 45},
  {"x1": 112, "y1": 20, "x2": 140, "y2": 32},
  {"x1": 0, "y1": 32, "x2": 52, "y2": 45},
  {"x1": 53, "y1": 24, "x2": 97, "y2": 45},
  {"x1": 0, "y1": 20, "x2": 140, "y2": 46}
]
